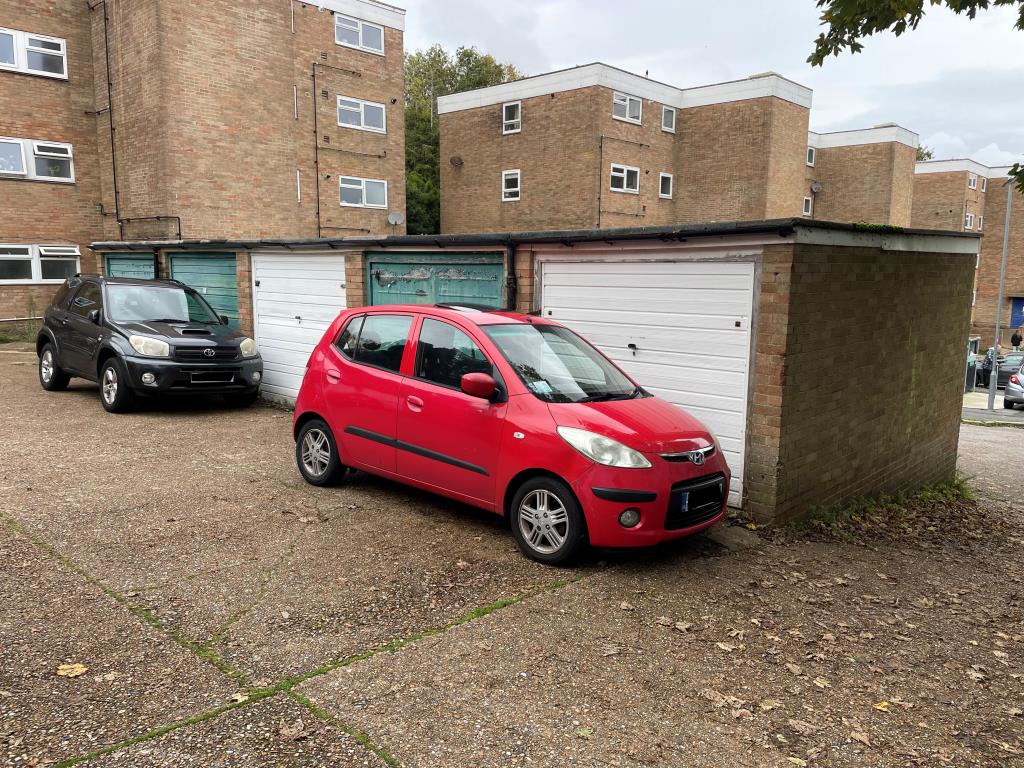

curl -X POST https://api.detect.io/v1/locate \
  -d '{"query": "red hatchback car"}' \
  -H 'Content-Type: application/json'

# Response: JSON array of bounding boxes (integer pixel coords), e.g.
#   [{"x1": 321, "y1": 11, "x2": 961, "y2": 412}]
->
[{"x1": 293, "y1": 304, "x2": 730, "y2": 564}]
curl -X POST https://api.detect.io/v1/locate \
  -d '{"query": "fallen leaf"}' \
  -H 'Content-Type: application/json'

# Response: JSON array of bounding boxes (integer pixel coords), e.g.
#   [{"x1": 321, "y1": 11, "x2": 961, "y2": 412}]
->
[
  {"x1": 231, "y1": 692, "x2": 249, "y2": 703},
  {"x1": 787, "y1": 719, "x2": 818, "y2": 736},
  {"x1": 786, "y1": 663, "x2": 804, "y2": 676},
  {"x1": 279, "y1": 718, "x2": 311, "y2": 742},
  {"x1": 56, "y1": 663, "x2": 88, "y2": 678},
  {"x1": 813, "y1": 677, "x2": 832, "y2": 689},
  {"x1": 745, "y1": 522, "x2": 758, "y2": 530},
  {"x1": 600, "y1": 645, "x2": 620, "y2": 657},
  {"x1": 732, "y1": 708, "x2": 754, "y2": 719},
  {"x1": 716, "y1": 642, "x2": 738, "y2": 652},
  {"x1": 674, "y1": 621, "x2": 693, "y2": 633},
  {"x1": 874, "y1": 701, "x2": 890, "y2": 712},
  {"x1": 1005, "y1": 707, "x2": 1023, "y2": 717},
  {"x1": 619, "y1": 601, "x2": 635, "y2": 611},
  {"x1": 786, "y1": 757, "x2": 808, "y2": 766},
  {"x1": 759, "y1": 699, "x2": 782, "y2": 711},
  {"x1": 654, "y1": 616, "x2": 673, "y2": 626},
  {"x1": 851, "y1": 730, "x2": 871, "y2": 746}
]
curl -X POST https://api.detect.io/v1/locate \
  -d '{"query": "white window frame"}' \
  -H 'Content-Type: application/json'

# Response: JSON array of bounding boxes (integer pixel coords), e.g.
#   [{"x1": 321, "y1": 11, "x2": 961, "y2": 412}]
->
[
  {"x1": 609, "y1": 163, "x2": 640, "y2": 194},
  {"x1": 806, "y1": 146, "x2": 816, "y2": 167},
  {"x1": 803, "y1": 196, "x2": 813, "y2": 216},
  {"x1": 296, "y1": 169, "x2": 301, "y2": 203},
  {"x1": 981, "y1": 177, "x2": 987, "y2": 192},
  {"x1": 978, "y1": 215, "x2": 984, "y2": 232},
  {"x1": 502, "y1": 101, "x2": 521, "y2": 135},
  {"x1": 659, "y1": 172, "x2": 673, "y2": 199},
  {"x1": 612, "y1": 92, "x2": 642, "y2": 125},
  {"x1": 337, "y1": 95, "x2": 387, "y2": 133},
  {"x1": 0, "y1": 28, "x2": 68, "y2": 80},
  {"x1": 0, "y1": 137, "x2": 73, "y2": 182},
  {"x1": 0, "y1": 243, "x2": 79, "y2": 284},
  {"x1": 661, "y1": 106, "x2": 675, "y2": 133},
  {"x1": 339, "y1": 176, "x2": 388, "y2": 209},
  {"x1": 502, "y1": 169, "x2": 520, "y2": 202},
  {"x1": 968, "y1": 173, "x2": 978, "y2": 190},
  {"x1": 335, "y1": 15, "x2": 384, "y2": 55},
  {"x1": 965, "y1": 212, "x2": 975, "y2": 230}
]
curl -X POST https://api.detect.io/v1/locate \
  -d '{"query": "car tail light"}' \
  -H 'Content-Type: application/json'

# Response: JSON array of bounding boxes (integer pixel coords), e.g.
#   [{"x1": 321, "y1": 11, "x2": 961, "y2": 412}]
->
[{"x1": 1011, "y1": 374, "x2": 1020, "y2": 385}]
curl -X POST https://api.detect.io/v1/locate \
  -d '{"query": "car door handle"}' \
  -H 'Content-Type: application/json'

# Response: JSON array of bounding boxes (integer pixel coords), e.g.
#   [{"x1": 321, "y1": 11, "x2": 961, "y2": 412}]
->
[
  {"x1": 406, "y1": 395, "x2": 424, "y2": 412},
  {"x1": 326, "y1": 368, "x2": 341, "y2": 383}
]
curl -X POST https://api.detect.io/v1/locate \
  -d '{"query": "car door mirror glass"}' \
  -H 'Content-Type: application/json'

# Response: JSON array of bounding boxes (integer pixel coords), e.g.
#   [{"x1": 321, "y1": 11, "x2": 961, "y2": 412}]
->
[{"x1": 461, "y1": 372, "x2": 496, "y2": 399}]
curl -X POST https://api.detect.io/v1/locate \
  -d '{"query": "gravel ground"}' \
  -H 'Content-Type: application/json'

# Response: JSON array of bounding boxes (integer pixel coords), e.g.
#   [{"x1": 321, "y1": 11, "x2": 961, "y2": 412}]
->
[{"x1": 0, "y1": 343, "x2": 1021, "y2": 767}]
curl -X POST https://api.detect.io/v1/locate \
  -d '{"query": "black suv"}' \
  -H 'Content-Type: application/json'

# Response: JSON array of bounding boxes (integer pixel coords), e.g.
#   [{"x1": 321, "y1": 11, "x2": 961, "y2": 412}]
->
[{"x1": 36, "y1": 274, "x2": 263, "y2": 413}]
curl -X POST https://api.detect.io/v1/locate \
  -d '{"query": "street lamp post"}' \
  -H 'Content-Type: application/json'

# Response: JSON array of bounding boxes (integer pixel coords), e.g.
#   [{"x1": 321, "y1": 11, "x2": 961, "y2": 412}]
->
[{"x1": 987, "y1": 179, "x2": 1014, "y2": 410}]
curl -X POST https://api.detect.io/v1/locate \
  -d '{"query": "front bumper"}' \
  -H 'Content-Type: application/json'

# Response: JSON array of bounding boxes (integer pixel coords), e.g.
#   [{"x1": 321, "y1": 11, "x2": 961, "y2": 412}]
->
[
  {"x1": 570, "y1": 452, "x2": 731, "y2": 548},
  {"x1": 123, "y1": 355, "x2": 263, "y2": 394}
]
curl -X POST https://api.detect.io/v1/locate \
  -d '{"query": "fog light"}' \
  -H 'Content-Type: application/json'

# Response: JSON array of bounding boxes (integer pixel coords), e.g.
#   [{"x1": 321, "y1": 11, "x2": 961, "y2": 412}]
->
[
  {"x1": 618, "y1": 508, "x2": 641, "y2": 528},
  {"x1": 141, "y1": 372, "x2": 156, "y2": 386},
  {"x1": 252, "y1": 371, "x2": 262, "y2": 383}
]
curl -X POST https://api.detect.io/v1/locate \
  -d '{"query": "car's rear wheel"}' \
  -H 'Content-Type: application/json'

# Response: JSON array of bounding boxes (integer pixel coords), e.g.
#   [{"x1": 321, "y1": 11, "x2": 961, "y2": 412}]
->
[
  {"x1": 38, "y1": 344, "x2": 70, "y2": 391},
  {"x1": 99, "y1": 357, "x2": 136, "y2": 413},
  {"x1": 295, "y1": 419, "x2": 346, "y2": 486},
  {"x1": 510, "y1": 476, "x2": 587, "y2": 565}
]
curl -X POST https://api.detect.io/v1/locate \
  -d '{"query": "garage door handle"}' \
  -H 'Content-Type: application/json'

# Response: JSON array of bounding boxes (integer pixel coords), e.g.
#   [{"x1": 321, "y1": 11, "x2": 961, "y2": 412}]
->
[
  {"x1": 406, "y1": 395, "x2": 424, "y2": 412},
  {"x1": 326, "y1": 369, "x2": 341, "y2": 383}
]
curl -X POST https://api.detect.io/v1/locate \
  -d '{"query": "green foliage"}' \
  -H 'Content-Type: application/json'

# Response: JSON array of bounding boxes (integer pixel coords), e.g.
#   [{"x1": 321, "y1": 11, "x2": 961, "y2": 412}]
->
[
  {"x1": 808, "y1": 1, "x2": 1024, "y2": 194},
  {"x1": 404, "y1": 45, "x2": 521, "y2": 235},
  {"x1": 916, "y1": 145, "x2": 934, "y2": 161}
]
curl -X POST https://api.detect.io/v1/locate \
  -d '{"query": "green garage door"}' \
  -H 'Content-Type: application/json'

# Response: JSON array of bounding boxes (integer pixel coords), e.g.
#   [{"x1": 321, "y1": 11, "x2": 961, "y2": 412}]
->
[
  {"x1": 366, "y1": 252, "x2": 505, "y2": 307},
  {"x1": 105, "y1": 254, "x2": 156, "y2": 279},
  {"x1": 168, "y1": 253, "x2": 239, "y2": 328}
]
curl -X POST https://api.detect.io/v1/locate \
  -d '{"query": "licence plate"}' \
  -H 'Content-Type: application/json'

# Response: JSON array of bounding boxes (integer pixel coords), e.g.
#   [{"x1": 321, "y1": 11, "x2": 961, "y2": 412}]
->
[
  {"x1": 679, "y1": 491, "x2": 690, "y2": 513},
  {"x1": 190, "y1": 371, "x2": 235, "y2": 384}
]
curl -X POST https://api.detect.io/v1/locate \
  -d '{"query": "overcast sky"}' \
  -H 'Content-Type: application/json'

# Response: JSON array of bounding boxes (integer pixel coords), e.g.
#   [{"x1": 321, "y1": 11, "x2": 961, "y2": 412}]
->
[{"x1": 399, "y1": 0, "x2": 1022, "y2": 166}]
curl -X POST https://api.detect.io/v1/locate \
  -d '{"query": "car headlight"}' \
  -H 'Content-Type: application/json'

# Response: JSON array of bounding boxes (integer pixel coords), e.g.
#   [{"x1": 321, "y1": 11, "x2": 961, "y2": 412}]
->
[
  {"x1": 128, "y1": 335, "x2": 170, "y2": 358},
  {"x1": 239, "y1": 337, "x2": 257, "y2": 358},
  {"x1": 556, "y1": 426, "x2": 651, "y2": 469}
]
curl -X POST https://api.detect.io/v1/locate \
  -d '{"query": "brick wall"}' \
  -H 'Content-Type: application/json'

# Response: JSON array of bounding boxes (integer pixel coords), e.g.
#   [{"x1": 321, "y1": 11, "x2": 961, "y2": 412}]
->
[
  {"x1": 763, "y1": 100, "x2": 811, "y2": 220},
  {"x1": 812, "y1": 143, "x2": 916, "y2": 226},
  {"x1": 974, "y1": 182, "x2": 1024, "y2": 346},
  {"x1": 756, "y1": 243, "x2": 974, "y2": 520},
  {"x1": 911, "y1": 171, "x2": 967, "y2": 231}
]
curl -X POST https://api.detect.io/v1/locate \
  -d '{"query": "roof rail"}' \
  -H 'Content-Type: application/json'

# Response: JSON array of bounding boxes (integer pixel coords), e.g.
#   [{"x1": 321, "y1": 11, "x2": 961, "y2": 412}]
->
[{"x1": 434, "y1": 302, "x2": 497, "y2": 312}]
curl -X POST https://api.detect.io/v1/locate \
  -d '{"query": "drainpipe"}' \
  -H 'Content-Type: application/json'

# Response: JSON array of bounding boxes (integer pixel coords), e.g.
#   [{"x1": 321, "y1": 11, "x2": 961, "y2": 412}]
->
[
  {"x1": 311, "y1": 64, "x2": 322, "y2": 238},
  {"x1": 504, "y1": 241, "x2": 518, "y2": 311},
  {"x1": 90, "y1": 0, "x2": 123, "y2": 239},
  {"x1": 987, "y1": 179, "x2": 1014, "y2": 410}
]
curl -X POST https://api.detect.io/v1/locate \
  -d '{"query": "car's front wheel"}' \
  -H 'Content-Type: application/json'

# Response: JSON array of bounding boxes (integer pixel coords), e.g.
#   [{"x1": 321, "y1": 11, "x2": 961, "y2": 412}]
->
[
  {"x1": 510, "y1": 476, "x2": 587, "y2": 565},
  {"x1": 99, "y1": 357, "x2": 136, "y2": 413},
  {"x1": 38, "y1": 344, "x2": 70, "y2": 392},
  {"x1": 295, "y1": 419, "x2": 346, "y2": 486}
]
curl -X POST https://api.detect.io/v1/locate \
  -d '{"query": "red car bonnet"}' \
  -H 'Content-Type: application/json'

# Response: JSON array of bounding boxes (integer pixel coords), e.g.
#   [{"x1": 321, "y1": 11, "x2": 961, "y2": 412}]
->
[{"x1": 545, "y1": 396, "x2": 714, "y2": 455}]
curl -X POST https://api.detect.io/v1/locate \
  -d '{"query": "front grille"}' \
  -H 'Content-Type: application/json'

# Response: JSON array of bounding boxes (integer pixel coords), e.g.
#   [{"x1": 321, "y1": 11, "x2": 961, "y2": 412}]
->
[
  {"x1": 174, "y1": 346, "x2": 239, "y2": 361},
  {"x1": 665, "y1": 473, "x2": 725, "y2": 531},
  {"x1": 661, "y1": 445, "x2": 716, "y2": 463}
]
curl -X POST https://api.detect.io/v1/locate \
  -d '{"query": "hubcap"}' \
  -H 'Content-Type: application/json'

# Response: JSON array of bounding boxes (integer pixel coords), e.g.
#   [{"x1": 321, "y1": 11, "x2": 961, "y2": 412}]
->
[
  {"x1": 518, "y1": 489, "x2": 569, "y2": 555},
  {"x1": 102, "y1": 366, "x2": 117, "y2": 405},
  {"x1": 40, "y1": 350, "x2": 53, "y2": 383},
  {"x1": 301, "y1": 428, "x2": 331, "y2": 477}
]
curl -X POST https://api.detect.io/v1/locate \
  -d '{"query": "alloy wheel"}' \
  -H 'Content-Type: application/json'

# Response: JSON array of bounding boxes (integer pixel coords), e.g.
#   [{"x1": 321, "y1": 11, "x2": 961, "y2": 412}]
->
[
  {"x1": 518, "y1": 489, "x2": 569, "y2": 554},
  {"x1": 102, "y1": 366, "x2": 118, "y2": 405},
  {"x1": 40, "y1": 350, "x2": 53, "y2": 383},
  {"x1": 301, "y1": 428, "x2": 331, "y2": 477}
]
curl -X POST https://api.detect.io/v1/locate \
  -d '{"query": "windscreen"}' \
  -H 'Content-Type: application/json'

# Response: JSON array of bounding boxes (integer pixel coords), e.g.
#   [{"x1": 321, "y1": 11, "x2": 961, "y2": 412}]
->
[{"x1": 106, "y1": 285, "x2": 221, "y2": 324}]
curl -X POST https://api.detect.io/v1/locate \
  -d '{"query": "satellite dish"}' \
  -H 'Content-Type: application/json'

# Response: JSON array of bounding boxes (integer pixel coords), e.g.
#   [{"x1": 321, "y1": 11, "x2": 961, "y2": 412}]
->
[
  {"x1": 387, "y1": 211, "x2": 405, "y2": 226},
  {"x1": 810, "y1": 181, "x2": 823, "y2": 194}
]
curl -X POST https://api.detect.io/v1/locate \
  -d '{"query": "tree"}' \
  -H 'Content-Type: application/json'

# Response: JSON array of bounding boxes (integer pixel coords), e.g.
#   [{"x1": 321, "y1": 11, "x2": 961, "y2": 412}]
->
[
  {"x1": 916, "y1": 145, "x2": 934, "y2": 161},
  {"x1": 807, "y1": 0, "x2": 1023, "y2": 192},
  {"x1": 405, "y1": 46, "x2": 522, "y2": 234}
]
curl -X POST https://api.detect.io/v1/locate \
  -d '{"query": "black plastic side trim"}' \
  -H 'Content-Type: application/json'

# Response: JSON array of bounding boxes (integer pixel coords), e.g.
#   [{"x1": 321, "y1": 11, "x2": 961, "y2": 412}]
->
[
  {"x1": 344, "y1": 426, "x2": 489, "y2": 477},
  {"x1": 591, "y1": 487, "x2": 658, "y2": 503}
]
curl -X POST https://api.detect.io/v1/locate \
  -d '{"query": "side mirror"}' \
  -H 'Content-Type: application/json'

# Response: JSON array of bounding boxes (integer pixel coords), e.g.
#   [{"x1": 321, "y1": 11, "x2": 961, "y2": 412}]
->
[
  {"x1": 219, "y1": 314, "x2": 230, "y2": 325},
  {"x1": 88, "y1": 309, "x2": 101, "y2": 324},
  {"x1": 461, "y1": 372, "x2": 496, "y2": 399}
]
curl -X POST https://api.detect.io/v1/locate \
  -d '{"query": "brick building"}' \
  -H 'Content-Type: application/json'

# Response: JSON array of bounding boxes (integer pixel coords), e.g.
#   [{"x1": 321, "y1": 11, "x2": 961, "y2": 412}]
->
[
  {"x1": 437, "y1": 63, "x2": 919, "y2": 234},
  {"x1": 1, "y1": 0, "x2": 406, "y2": 329},
  {"x1": 912, "y1": 160, "x2": 1020, "y2": 344}
]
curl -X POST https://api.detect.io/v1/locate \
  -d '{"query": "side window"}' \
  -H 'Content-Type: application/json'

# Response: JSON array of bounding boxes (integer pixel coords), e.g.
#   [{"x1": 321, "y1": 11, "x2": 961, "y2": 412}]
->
[
  {"x1": 68, "y1": 282, "x2": 102, "y2": 317},
  {"x1": 416, "y1": 318, "x2": 492, "y2": 389},
  {"x1": 333, "y1": 315, "x2": 364, "y2": 360},
  {"x1": 353, "y1": 314, "x2": 411, "y2": 373}
]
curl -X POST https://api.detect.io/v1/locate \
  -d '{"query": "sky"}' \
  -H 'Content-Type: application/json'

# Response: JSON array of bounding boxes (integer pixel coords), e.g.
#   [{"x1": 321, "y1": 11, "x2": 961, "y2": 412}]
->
[{"x1": 398, "y1": 0, "x2": 1023, "y2": 166}]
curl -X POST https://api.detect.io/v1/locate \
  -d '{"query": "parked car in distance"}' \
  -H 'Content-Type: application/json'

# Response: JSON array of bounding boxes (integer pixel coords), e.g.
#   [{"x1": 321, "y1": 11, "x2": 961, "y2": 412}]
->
[
  {"x1": 292, "y1": 304, "x2": 730, "y2": 564},
  {"x1": 36, "y1": 274, "x2": 263, "y2": 413},
  {"x1": 997, "y1": 353, "x2": 1024, "y2": 389},
  {"x1": 1004, "y1": 367, "x2": 1024, "y2": 409}
]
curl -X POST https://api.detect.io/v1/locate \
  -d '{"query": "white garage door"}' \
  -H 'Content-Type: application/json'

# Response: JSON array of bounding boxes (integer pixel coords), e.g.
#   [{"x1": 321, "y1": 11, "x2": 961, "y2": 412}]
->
[
  {"x1": 541, "y1": 259, "x2": 755, "y2": 507},
  {"x1": 252, "y1": 252, "x2": 347, "y2": 402}
]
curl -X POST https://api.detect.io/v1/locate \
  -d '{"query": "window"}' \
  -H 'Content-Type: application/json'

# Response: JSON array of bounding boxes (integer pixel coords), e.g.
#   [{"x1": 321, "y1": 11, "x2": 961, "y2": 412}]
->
[
  {"x1": 659, "y1": 172, "x2": 673, "y2": 199},
  {"x1": 502, "y1": 101, "x2": 521, "y2": 134},
  {"x1": 661, "y1": 106, "x2": 675, "y2": 133},
  {"x1": 612, "y1": 92, "x2": 642, "y2": 124},
  {"x1": 296, "y1": 169, "x2": 301, "y2": 203},
  {"x1": 0, "y1": 244, "x2": 79, "y2": 283},
  {"x1": 334, "y1": 315, "x2": 364, "y2": 360},
  {"x1": 0, "y1": 28, "x2": 66, "y2": 79},
  {"x1": 69, "y1": 282, "x2": 103, "y2": 318},
  {"x1": 335, "y1": 15, "x2": 384, "y2": 54},
  {"x1": 337, "y1": 96, "x2": 386, "y2": 133},
  {"x1": 979, "y1": 215, "x2": 984, "y2": 232},
  {"x1": 502, "y1": 169, "x2": 520, "y2": 202},
  {"x1": 351, "y1": 314, "x2": 412, "y2": 373},
  {"x1": 416, "y1": 318, "x2": 493, "y2": 389},
  {"x1": 339, "y1": 176, "x2": 388, "y2": 208},
  {"x1": 981, "y1": 177, "x2": 988, "y2": 192},
  {"x1": 0, "y1": 137, "x2": 73, "y2": 182},
  {"x1": 806, "y1": 146, "x2": 816, "y2": 167},
  {"x1": 968, "y1": 173, "x2": 978, "y2": 190},
  {"x1": 965, "y1": 212, "x2": 975, "y2": 230},
  {"x1": 803, "y1": 196, "x2": 813, "y2": 216},
  {"x1": 609, "y1": 163, "x2": 639, "y2": 194}
]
